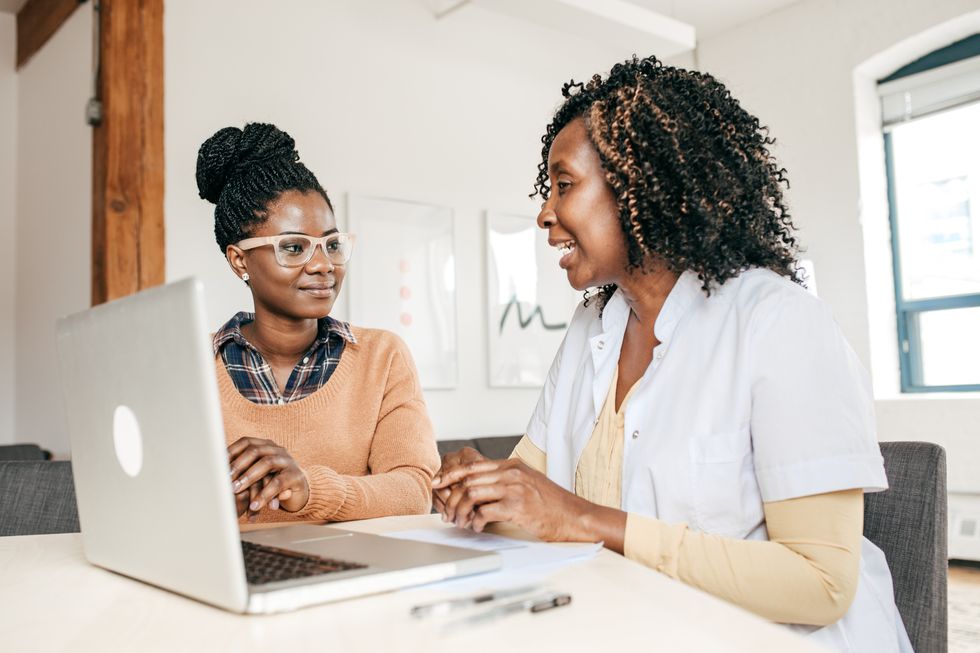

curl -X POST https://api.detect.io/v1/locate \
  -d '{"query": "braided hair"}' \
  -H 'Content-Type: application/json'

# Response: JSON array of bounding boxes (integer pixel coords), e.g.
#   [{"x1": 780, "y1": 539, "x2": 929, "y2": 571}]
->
[
  {"x1": 532, "y1": 55, "x2": 800, "y2": 307},
  {"x1": 196, "y1": 122, "x2": 333, "y2": 252}
]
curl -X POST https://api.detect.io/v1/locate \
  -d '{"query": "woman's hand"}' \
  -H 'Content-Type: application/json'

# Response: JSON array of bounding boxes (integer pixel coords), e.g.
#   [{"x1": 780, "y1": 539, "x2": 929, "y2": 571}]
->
[
  {"x1": 432, "y1": 457, "x2": 595, "y2": 543},
  {"x1": 228, "y1": 437, "x2": 310, "y2": 518},
  {"x1": 234, "y1": 476, "x2": 269, "y2": 518},
  {"x1": 432, "y1": 447, "x2": 487, "y2": 518}
]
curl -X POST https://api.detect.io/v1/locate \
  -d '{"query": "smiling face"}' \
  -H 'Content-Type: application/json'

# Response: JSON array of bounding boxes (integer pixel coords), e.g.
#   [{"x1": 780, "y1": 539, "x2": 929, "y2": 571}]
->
[
  {"x1": 537, "y1": 117, "x2": 629, "y2": 291},
  {"x1": 226, "y1": 189, "x2": 343, "y2": 320}
]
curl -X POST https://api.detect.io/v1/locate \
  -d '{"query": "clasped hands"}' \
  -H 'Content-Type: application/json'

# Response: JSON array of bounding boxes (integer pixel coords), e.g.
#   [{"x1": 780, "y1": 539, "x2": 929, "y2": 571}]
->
[
  {"x1": 431, "y1": 447, "x2": 594, "y2": 542},
  {"x1": 227, "y1": 437, "x2": 310, "y2": 520}
]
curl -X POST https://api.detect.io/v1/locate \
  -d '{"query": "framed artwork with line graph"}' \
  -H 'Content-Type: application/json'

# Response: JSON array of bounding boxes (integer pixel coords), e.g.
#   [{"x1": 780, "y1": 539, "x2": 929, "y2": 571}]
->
[
  {"x1": 486, "y1": 212, "x2": 581, "y2": 388},
  {"x1": 347, "y1": 195, "x2": 457, "y2": 389}
]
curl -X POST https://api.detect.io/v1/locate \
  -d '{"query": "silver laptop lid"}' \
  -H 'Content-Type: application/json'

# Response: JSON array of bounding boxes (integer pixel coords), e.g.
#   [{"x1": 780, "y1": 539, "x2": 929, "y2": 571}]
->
[{"x1": 56, "y1": 277, "x2": 249, "y2": 612}]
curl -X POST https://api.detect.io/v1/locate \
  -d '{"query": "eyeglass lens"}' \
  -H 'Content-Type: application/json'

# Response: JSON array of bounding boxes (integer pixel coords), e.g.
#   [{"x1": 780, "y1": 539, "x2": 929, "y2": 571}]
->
[{"x1": 275, "y1": 235, "x2": 353, "y2": 267}]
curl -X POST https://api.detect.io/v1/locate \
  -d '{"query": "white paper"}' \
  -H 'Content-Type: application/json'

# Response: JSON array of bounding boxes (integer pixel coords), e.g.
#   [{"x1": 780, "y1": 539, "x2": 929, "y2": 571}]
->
[{"x1": 384, "y1": 527, "x2": 601, "y2": 571}]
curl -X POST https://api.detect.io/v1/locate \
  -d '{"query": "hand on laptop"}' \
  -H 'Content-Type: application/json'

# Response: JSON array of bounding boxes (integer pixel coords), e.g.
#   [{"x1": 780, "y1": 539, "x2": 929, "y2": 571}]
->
[{"x1": 228, "y1": 437, "x2": 311, "y2": 519}]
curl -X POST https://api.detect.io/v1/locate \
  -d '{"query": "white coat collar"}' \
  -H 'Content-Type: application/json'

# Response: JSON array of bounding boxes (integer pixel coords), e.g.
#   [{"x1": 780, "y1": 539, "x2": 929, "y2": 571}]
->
[
  {"x1": 653, "y1": 270, "x2": 704, "y2": 344},
  {"x1": 585, "y1": 270, "x2": 703, "y2": 420},
  {"x1": 597, "y1": 269, "x2": 704, "y2": 343}
]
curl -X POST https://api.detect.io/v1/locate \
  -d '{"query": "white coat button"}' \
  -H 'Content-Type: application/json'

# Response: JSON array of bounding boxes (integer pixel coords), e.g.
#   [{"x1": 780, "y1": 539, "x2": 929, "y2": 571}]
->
[
  {"x1": 655, "y1": 350, "x2": 664, "y2": 360},
  {"x1": 597, "y1": 341, "x2": 605, "y2": 350},
  {"x1": 632, "y1": 430, "x2": 639, "y2": 439}
]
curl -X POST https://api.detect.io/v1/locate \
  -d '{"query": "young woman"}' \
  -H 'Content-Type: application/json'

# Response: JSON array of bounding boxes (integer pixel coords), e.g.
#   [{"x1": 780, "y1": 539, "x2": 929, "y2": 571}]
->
[
  {"x1": 196, "y1": 122, "x2": 439, "y2": 524},
  {"x1": 433, "y1": 57, "x2": 911, "y2": 652}
]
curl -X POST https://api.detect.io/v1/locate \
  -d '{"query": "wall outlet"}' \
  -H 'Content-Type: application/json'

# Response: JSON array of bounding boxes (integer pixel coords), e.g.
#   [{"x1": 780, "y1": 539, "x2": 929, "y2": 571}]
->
[
  {"x1": 959, "y1": 517, "x2": 978, "y2": 538},
  {"x1": 949, "y1": 493, "x2": 980, "y2": 561}
]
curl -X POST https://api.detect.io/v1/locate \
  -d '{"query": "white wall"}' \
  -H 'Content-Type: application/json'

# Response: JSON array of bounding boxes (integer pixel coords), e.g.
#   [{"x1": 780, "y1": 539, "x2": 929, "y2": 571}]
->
[
  {"x1": 165, "y1": 0, "x2": 630, "y2": 440},
  {"x1": 0, "y1": 14, "x2": 16, "y2": 444},
  {"x1": 14, "y1": 5, "x2": 91, "y2": 454},
  {"x1": 9, "y1": 0, "x2": 975, "y2": 546},
  {"x1": 690, "y1": 0, "x2": 980, "y2": 557}
]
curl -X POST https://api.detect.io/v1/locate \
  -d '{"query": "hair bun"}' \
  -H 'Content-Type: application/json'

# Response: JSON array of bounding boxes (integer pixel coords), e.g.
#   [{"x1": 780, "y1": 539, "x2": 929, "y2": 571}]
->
[{"x1": 195, "y1": 122, "x2": 299, "y2": 204}]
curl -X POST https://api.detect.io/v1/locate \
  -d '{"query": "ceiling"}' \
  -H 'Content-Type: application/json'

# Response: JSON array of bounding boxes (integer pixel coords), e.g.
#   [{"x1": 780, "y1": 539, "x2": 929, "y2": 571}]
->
[
  {"x1": 0, "y1": 0, "x2": 806, "y2": 39},
  {"x1": 628, "y1": 0, "x2": 804, "y2": 39}
]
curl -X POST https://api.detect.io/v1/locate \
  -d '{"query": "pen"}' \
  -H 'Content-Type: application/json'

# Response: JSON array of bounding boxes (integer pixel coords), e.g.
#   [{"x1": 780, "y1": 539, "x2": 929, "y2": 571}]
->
[
  {"x1": 530, "y1": 593, "x2": 572, "y2": 612},
  {"x1": 444, "y1": 591, "x2": 573, "y2": 630},
  {"x1": 410, "y1": 585, "x2": 540, "y2": 618}
]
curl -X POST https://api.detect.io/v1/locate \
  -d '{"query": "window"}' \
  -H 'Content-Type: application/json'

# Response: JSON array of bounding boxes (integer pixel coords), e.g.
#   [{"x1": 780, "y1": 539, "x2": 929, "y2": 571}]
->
[{"x1": 879, "y1": 35, "x2": 980, "y2": 392}]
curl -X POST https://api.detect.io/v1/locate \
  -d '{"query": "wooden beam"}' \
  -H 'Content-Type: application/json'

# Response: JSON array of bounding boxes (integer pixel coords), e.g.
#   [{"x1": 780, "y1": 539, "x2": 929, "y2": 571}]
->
[
  {"x1": 91, "y1": 0, "x2": 164, "y2": 306},
  {"x1": 16, "y1": 0, "x2": 86, "y2": 69}
]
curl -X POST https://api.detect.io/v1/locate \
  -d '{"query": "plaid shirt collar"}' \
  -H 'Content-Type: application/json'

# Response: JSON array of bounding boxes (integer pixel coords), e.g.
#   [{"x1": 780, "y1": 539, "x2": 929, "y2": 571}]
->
[{"x1": 212, "y1": 312, "x2": 357, "y2": 357}]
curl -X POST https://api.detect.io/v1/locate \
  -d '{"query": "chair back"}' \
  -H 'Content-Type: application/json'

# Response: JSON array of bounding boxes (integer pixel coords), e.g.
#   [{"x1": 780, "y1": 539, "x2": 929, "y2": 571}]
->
[
  {"x1": 864, "y1": 441, "x2": 947, "y2": 653},
  {"x1": 436, "y1": 435, "x2": 522, "y2": 460},
  {"x1": 0, "y1": 461, "x2": 80, "y2": 536},
  {"x1": 0, "y1": 444, "x2": 50, "y2": 461}
]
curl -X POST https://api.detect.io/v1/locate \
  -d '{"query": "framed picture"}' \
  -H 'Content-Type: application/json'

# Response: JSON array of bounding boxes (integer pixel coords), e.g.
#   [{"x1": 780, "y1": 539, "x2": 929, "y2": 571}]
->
[
  {"x1": 486, "y1": 212, "x2": 581, "y2": 387},
  {"x1": 347, "y1": 195, "x2": 457, "y2": 389}
]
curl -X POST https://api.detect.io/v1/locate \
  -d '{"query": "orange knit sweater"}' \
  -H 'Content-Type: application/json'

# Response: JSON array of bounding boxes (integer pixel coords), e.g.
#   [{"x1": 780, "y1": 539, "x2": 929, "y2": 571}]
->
[{"x1": 216, "y1": 327, "x2": 440, "y2": 524}]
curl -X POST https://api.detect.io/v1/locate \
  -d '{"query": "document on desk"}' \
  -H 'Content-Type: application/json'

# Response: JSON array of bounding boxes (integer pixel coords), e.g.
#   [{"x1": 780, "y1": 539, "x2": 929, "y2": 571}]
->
[{"x1": 384, "y1": 527, "x2": 601, "y2": 571}]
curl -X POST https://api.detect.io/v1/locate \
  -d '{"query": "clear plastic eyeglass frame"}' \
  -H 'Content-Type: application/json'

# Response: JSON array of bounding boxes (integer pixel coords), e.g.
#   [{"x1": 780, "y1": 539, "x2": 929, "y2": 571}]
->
[{"x1": 235, "y1": 233, "x2": 356, "y2": 268}]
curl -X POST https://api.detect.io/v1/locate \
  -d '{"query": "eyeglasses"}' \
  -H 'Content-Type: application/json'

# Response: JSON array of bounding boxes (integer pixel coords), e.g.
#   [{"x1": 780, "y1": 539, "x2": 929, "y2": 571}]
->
[{"x1": 235, "y1": 233, "x2": 356, "y2": 268}]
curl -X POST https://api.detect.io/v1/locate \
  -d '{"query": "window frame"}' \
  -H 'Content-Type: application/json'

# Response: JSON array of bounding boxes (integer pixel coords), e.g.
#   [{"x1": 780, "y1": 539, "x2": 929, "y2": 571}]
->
[{"x1": 884, "y1": 130, "x2": 980, "y2": 393}]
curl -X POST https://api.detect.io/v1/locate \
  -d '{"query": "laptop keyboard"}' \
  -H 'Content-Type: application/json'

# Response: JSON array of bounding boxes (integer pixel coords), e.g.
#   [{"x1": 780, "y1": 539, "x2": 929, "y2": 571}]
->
[{"x1": 241, "y1": 540, "x2": 367, "y2": 586}]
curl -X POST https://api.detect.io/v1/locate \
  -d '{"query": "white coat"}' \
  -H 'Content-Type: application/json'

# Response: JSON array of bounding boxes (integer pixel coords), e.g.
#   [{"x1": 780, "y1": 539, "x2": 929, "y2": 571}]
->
[{"x1": 526, "y1": 268, "x2": 913, "y2": 653}]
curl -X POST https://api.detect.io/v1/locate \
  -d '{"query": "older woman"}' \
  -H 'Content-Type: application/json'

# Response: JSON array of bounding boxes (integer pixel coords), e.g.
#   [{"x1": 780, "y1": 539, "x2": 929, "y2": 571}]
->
[
  {"x1": 196, "y1": 122, "x2": 439, "y2": 524},
  {"x1": 434, "y1": 57, "x2": 911, "y2": 653}
]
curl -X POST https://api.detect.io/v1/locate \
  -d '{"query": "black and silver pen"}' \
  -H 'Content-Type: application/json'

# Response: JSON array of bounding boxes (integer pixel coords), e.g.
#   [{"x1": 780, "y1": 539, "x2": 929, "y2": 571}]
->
[
  {"x1": 410, "y1": 585, "x2": 540, "y2": 618},
  {"x1": 444, "y1": 591, "x2": 573, "y2": 630}
]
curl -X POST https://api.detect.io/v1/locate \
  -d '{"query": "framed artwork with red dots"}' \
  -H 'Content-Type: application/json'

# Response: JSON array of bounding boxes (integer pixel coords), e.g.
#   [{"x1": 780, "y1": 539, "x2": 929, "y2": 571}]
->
[{"x1": 347, "y1": 195, "x2": 458, "y2": 389}]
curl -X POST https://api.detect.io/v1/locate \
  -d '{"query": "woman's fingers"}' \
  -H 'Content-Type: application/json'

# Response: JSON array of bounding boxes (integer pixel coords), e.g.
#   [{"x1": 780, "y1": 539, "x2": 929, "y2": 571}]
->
[
  {"x1": 247, "y1": 479, "x2": 264, "y2": 522},
  {"x1": 227, "y1": 437, "x2": 274, "y2": 460},
  {"x1": 235, "y1": 489, "x2": 250, "y2": 517},
  {"x1": 233, "y1": 457, "x2": 273, "y2": 494},
  {"x1": 256, "y1": 471, "x2": 306, "y2": 512},
  {"x1": 433, "y1": 459, "x2": 503, "y2": 490},
  {"x1": 276, "y1": 470, "x2": 310, "y2": 512},
  {"x1": 443, "y1": 468, "x2": 510, "y2": 523},
  {"x1": 432, "y1": 448, "x2": 486, "y2": 487},
  {"x1": 469, "y1": 500, "x2": 514, "y2": 533},
  {"x1": 453, "y1": 484, "x2": 509, "y2": 528},
  {"x1": 432, "y1": 487, "x2": 449, "y2": 516},
  {"x1": 229, "y1": 444, "x2": 282, "y2": 483},
  {"x1": 253, "y1": 475, "x2": 283, "y2": 512},
  {"x1": 226, "y1": 438, "x2": 310, "y2": 518},
  {"x1": 233, "y1": 453, "x2": 290, "y2": 494}
]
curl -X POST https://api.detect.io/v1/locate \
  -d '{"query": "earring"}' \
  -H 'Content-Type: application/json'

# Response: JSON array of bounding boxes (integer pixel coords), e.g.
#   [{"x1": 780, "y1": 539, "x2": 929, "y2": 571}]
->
[{"x1": 241, "y1": 273, "x2": 250, "y2": 283}]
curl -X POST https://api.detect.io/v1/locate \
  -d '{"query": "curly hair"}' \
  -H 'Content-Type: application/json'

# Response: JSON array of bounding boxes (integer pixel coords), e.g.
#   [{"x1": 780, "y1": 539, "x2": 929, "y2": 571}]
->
[
  {"x1": 196, "y1": 122, "x2": 333, "y2": 253},
  {"x1": 532, "y1": 55, "x2": 800, "y2": 307}
]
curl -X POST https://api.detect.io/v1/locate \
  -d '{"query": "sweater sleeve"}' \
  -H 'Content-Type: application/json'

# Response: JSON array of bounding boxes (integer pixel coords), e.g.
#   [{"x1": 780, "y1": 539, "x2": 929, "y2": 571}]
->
[
  {"x1": 293, "y1": 337, "x2": 440, "y2": 522},
  {"x1": 624, "y1": 489, "x2": 863, "y2": 626}
]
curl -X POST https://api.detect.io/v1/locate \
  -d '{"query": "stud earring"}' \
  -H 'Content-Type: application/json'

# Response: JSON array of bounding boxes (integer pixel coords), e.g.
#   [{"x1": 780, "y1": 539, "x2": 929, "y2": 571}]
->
[{"x1": 241, "y1": 273, "x2": 250, "y2": 283}]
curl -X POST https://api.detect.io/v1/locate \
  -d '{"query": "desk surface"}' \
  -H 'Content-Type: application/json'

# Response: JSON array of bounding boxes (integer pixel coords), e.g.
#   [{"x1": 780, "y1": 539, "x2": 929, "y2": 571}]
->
[{"x1": 1, "y1": 515, "x2": 827, "y2": 652}]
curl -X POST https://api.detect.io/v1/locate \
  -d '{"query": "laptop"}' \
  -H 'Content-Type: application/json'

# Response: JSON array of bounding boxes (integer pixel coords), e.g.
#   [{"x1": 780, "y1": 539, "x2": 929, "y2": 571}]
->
[{"x1": 55, "y1": 277, "x2": 500, "y2": 614}]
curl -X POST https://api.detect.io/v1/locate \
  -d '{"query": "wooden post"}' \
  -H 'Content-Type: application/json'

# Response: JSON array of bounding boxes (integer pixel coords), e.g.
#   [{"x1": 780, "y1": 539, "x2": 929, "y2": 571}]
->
[{"x1": 91, "y1": 0, "x2": 164, "y2": 305}]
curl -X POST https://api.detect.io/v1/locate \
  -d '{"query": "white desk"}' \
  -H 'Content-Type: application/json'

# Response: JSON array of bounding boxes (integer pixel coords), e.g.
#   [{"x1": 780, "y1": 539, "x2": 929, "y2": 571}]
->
[{"x1": 1, "y1": 515, "x2": 827, "y2": 652}]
